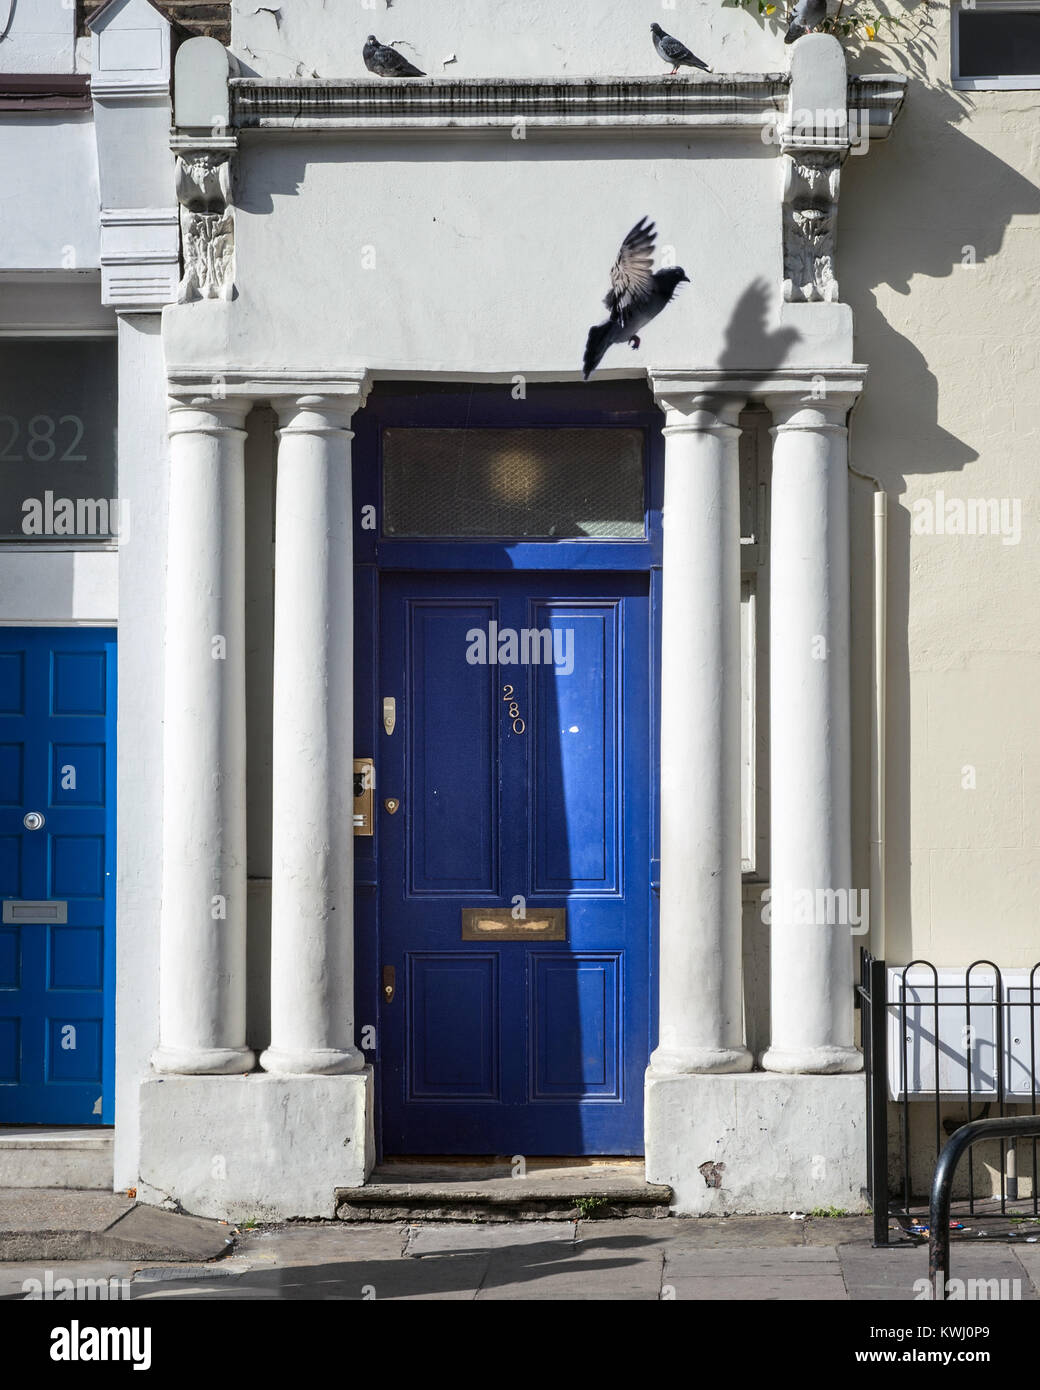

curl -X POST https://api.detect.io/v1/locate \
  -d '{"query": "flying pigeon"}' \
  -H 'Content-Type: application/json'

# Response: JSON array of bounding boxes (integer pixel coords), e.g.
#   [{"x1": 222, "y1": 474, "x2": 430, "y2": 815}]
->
[
  {"x1": 650, "y1": 23, "x2": 711, "y2": 75},
  {"x1": 582, "y1": 217, "x2": 689, "y2": 380},
  {"x1": 784, "y1": 0, "x2": 827, "y2": 43},
  {"x1": 363, "y1": 34, "x2": 426, "y2": 77}
]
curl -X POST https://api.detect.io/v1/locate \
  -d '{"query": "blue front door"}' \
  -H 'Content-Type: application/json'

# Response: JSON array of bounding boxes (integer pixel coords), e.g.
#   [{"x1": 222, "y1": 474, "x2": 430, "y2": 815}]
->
[
  {"x1": 379, "y1": 572, "x2": 650, "y2": 1154},
  {"x1": 0, "y1": 629, "x2": 116, "y2": 1125}
]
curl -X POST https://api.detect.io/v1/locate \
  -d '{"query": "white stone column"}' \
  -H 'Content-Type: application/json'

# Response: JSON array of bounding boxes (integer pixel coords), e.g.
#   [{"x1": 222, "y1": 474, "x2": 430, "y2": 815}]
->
[
  {"x1": 761, "y1": 392, "x2": 862, "y2": 1074},
  {"x1": 648, "y1": 384, "x2": 752, "y2": 1075},
  {"x1": 152, "y1": 396, "x2": 255, "y2": 1075},
  {"x1": 260, "y1": 386, "x2": 369, "y2": 1076}
]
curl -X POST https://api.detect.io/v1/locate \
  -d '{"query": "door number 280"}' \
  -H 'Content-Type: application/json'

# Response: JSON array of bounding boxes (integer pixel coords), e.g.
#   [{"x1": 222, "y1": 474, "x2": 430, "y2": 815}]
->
[{"x1": 502, "y1": 685, "x2": 525, "y2": 735}]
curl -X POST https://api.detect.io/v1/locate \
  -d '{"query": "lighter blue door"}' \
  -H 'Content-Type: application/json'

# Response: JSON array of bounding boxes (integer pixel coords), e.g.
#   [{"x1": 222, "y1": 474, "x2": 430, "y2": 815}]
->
[
  {"x1": 0, "y1": 629, "x2": 116, "y2": 1125},
  {"x1": 379, "y1": 573, "x2": 650, "y2": 1154}
]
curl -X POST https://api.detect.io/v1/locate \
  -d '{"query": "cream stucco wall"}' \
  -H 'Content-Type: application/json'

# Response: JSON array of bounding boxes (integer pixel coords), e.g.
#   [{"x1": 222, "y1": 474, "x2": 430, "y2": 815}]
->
[{"x1": 842, "y1": 9, "x2": 1040, "y2": 968}]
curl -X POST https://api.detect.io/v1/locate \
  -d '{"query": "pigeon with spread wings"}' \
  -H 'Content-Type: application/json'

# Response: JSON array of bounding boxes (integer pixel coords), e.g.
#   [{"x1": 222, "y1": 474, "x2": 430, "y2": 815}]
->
[{"x1": 582, "y1": 217, "x2": 689, "y2": 380}]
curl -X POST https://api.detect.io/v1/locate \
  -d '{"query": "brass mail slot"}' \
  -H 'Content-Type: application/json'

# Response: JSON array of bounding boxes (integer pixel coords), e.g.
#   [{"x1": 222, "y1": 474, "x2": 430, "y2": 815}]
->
[
  {"x1": 461, "y1": 908, "x2": 566, "y2": 942},
  {"x1": 3, "y1": 900, "x2": 67, "y2": 924}
]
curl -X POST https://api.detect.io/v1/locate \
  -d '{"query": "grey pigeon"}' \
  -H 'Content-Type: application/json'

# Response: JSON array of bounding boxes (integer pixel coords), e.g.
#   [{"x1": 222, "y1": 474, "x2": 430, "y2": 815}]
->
[
  {"x1": 650, "y1": 23, "x2": 711, "y2": 75},
  {"x1": 785, "y1": 0, "x2": 827, "y2": 43},
  {"x1": 363, "y1": 34, "x2": 425, "y2": 77},
  {"x1": 582, "y1": 218, "x2": 689, "y2": 380}
]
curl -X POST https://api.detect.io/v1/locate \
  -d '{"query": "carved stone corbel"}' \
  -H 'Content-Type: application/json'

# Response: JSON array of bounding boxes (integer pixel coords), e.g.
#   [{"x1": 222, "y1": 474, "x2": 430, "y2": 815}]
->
[
  {"x1": 781, "y1": 150, "x2": 842, "y2": 304},
  {"x1": 175, "y1": 148, "x2": 235, "y2": 303}
]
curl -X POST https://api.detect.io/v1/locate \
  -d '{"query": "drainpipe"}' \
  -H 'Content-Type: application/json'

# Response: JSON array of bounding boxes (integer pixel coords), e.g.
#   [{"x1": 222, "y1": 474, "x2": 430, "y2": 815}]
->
[{"x1": 849, "y1": 448, "x2": 887, "y2": 962}]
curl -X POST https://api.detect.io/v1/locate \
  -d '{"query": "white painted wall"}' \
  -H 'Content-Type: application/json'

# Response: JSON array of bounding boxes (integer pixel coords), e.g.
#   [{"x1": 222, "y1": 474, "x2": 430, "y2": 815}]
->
[
  {"x1": 0, "y1": 0, "x2": 77, "y2": 74},
  {"x1": 165, "y1": 134, "x2": 812, "y2": 379},
  {"x1": 0, "y1": 549, "x2": 117, "y2": 622},
  {"x1": 230, "y1": 0, "x2": 783, "y2": 79},
  {"x1": 0, "y1": 115, "x2": 101, "y2": 270}
]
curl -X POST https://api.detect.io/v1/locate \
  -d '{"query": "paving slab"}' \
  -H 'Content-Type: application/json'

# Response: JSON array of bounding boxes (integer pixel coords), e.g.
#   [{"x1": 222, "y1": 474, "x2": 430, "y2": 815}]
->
[
  {"x1": 406, "y1": 1221, "x2": 576, "y2": 1257},
  {"x1": 476, "y1": 1243, "x2": 664, "y2": 1300},
  {"x1": 803, "y1": 1217, "x2": 878, "y2": 1246},
  {"x1": 233, "y1": 1224, "x2": 407, "y2": 1266},
  {"x1": 664, "y1": 1246, "x2": 842, "y2": 1289},
  {"x1": 839, "y1": 1241, "x2": 1035, "y2": 1301},
  {"x1": 657, "y1": 1215, "x2": 808, "y2": 1248},
  {"x1": 666, "y1": 1273, "x2": 848, "y2": 1300}
]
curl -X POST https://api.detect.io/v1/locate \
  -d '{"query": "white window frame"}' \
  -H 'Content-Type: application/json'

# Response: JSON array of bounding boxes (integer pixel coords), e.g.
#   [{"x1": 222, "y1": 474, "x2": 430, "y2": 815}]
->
[{"x1": 952, "y1": 0, "x2": 1040, "y2": 90}]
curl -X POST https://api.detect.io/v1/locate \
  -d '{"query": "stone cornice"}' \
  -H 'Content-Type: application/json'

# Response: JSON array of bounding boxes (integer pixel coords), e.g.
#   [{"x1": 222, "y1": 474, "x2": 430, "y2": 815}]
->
[
  {"x1": 230, "y1": 74, "x2": 789, "y2": 134},
  {"x1": 649, "y1": 366, "x2": 867, "y2": 404},
  {"x1": 226, "y1": 73, "x2": 904, "y2": 138},
  {"x1": 166, "y1": 367, "x2": 371, "y2": 404}
]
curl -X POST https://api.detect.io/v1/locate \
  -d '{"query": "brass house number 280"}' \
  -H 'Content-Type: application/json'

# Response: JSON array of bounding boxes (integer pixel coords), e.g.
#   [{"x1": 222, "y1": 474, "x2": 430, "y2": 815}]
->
[{"x1": 502, "y1": 685, "x2": 526, "y2": 735}]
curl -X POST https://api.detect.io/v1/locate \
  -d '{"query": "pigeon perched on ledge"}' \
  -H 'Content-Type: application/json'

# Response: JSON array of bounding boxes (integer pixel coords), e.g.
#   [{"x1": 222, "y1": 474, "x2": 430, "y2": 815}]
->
[
  {"x1": 582, "y1": 217, "x2": 689, "y2": 380},
  {"x1": 784, "y1": 0, "x2": 827, "y2": 44},
  {"x1": 363, "y1": 35, "x2": 426, "y2": 77},
  {"x1": 650, "y1": 23, "x2": 711, "y2": 75}
]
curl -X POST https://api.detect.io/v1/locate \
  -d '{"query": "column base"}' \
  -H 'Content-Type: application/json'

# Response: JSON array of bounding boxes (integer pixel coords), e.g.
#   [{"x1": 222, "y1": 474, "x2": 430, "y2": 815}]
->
[
  {"x1": 645, "y1": 1070, "x2": 866, "y2": 1215},
  {"x1": 259, "y1": 1045, "x2": 366, "y2": 1076},
  {"x1": 648, "y1": 1044, "x2": 753, "y2": 1076},
  {"x1": 151, "y1": 1044, "x2": 256, "y2": 1076},
  {"x1": 760, "y1": 1044, "x2": 863, "y2": 1075},
  {"x1": 138, "y1": 1069, "x2": 374, "y2": 1220}
]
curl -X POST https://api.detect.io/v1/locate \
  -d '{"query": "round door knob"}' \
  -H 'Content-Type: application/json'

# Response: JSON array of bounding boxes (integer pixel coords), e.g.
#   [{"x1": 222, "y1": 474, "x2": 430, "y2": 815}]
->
[{"x1": 23, "y1": 811, "x2": 45, "y2": 831}]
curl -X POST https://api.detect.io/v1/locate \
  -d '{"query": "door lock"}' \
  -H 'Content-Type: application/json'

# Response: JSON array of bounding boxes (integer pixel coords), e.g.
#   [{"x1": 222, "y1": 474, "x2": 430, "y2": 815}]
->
[
  {"x1": 382, "y1": 965, "x2": 396, "y2": 1003},
  {"x1": 383, "y1": 797, "x2": 400, "y2": 815},
  {"x1": 353, "y1": 759, "x2": 375, "y2": 836},
  {"x1": 23, "y1": 812, "x2": 45, "y2": 831}
]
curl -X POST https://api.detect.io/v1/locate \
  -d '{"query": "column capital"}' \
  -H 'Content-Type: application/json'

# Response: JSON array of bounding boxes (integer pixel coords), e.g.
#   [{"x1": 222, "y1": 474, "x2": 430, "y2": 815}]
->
[
  {"x1": 648, "y1": 371, "x2": 746, "y2": 431},
  {"x1": 166, "y1": 392, "x2": 251, "y2": 436},
  {"x1": 273, "y1": 387, "x2": 371, "y2": 435},
  {"x1": 764, "y1": 391, "x2": 860, "y2": 432}
]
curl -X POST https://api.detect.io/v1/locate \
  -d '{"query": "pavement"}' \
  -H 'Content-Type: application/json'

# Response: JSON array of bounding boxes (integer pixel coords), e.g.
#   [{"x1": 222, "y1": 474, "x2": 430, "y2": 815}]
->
[{"x1": 3, "y1": 1202, "x2": 1040, "y2": 1300}]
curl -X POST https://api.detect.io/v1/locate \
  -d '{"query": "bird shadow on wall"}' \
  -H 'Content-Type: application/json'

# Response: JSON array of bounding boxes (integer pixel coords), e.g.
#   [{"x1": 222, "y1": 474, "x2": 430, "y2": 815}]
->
[
  {"x1": 839, "y1": 28, "x2": 1040, "y2": 963},
  {"x1": 716, "y1": 276, "x2": 801, "y2": 369}
]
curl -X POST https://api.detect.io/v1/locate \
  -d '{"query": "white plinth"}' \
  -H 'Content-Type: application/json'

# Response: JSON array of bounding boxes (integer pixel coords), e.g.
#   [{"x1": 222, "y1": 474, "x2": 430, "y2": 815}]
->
[
  {"x1": 138, "y1": 1070, "x2": 374, "y2": 1221},
  {"x1": 645, "y1": 1071, "x2": 867, "y2": 1215}
]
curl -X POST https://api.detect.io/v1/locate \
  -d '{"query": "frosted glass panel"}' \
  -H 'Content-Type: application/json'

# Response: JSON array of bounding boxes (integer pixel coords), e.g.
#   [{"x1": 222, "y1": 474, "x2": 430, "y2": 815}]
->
[{"x1": 382, "y1": 427, "x2": 645, "y2": 538}]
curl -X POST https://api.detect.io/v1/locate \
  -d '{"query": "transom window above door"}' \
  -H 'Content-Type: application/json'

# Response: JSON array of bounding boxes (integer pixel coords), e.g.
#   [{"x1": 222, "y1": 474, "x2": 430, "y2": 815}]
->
[{"x1": 381, "y1": 427, "x2": 646, "y2": 539}]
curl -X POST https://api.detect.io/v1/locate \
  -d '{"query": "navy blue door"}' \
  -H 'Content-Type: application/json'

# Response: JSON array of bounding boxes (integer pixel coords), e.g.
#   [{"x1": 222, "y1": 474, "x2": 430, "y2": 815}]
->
[
  {"x1": 0, "y1": 629, "x2": 116, "y2": 1125},
  {"x1": 379, "y1": 573, "x2": 650, "y2": 1154}
]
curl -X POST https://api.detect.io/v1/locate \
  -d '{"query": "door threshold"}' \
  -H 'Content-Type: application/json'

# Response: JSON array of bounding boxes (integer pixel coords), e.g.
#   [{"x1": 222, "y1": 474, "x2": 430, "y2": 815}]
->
[{"x1": 337, "y1": 1157, "x2": 670, "y2": 1222}]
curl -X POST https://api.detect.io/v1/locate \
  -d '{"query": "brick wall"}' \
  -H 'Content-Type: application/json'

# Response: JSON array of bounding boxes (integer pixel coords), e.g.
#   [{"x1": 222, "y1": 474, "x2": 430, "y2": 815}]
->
[{"x1": 78, "y1": 1, "x2": 232, "y2": 44}]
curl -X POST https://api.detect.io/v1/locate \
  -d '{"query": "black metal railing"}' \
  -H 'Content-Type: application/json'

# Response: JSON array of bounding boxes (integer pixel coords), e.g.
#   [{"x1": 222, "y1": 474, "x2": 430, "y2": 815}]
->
[
  {"x1": 929, "y1": 1114, "x2": 1040, "y2": 1298},
  {"x1": 858, "y1": 949, "x2": 1040, "y2": 1246}
]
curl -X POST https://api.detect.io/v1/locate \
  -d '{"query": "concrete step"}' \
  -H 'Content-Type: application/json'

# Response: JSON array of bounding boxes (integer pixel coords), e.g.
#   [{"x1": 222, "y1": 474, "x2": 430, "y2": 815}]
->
[
  {"x1": 0, "y1": 1128, "x2": 114, "y2": 1191},
  {"x1": 336, "y1": 1159, "x2": 672, "y2": 1222}
]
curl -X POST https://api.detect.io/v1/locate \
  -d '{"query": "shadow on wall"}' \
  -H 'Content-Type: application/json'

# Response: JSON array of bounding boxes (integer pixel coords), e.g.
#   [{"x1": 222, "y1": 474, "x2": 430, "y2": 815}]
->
[
  {"x1": 840, "y1": 8, "x2": 1040, "y2": 963},
  {"x1": 717, "y1": 277, "x2": 801, "y2": 370}
]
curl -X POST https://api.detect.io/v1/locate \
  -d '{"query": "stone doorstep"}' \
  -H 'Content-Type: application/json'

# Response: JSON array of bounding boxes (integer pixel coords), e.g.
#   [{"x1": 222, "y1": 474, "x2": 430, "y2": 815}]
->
[
  {"x1": 335, "y1": 1174, "x2": 673, "y2": 1223},
  {"x1": 0, "y1": 1129, "x2": 114, "y2": 1192}
]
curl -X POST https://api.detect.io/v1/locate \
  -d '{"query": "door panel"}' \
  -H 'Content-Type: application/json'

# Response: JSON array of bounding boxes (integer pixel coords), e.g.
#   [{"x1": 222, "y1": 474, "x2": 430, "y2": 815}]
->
[
  {"x1": 0, "y1": 629, "x2": 116, "y2": 1125},
  {"x1": 379, "y1": 573, "x2": 649, "y2": 1155}
]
